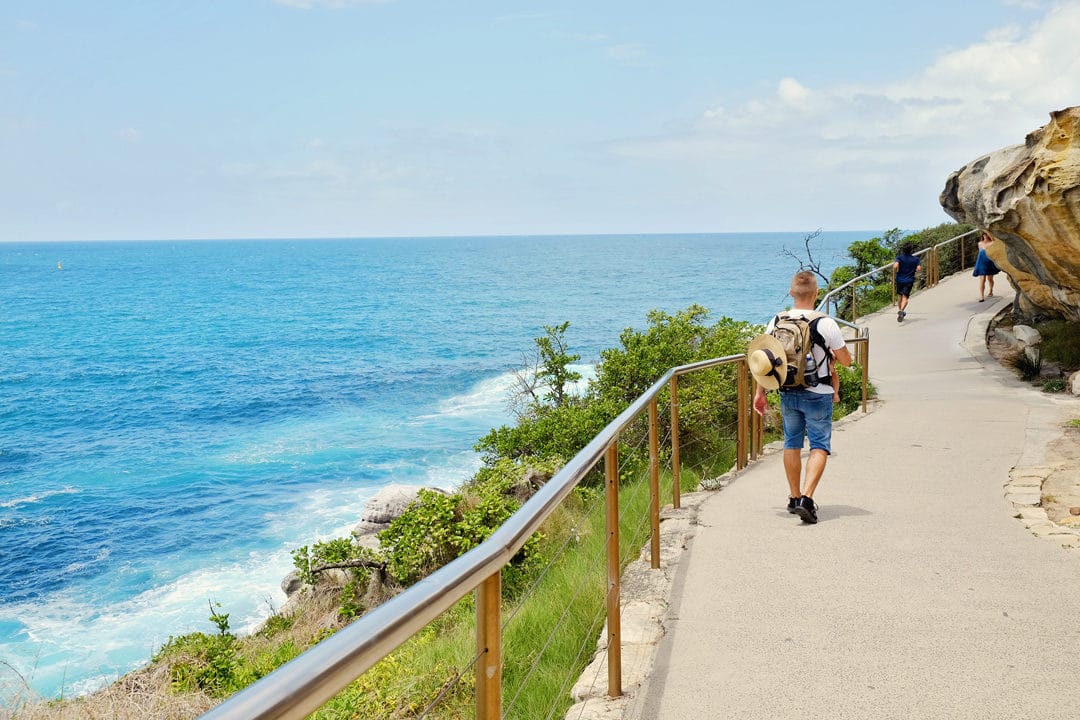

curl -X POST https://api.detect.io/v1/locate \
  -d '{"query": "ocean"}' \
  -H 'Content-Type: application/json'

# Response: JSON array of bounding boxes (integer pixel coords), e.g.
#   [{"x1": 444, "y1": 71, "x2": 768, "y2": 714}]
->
[{"x1": 0, "y1": 232, "x2": 868, "y2": 700}]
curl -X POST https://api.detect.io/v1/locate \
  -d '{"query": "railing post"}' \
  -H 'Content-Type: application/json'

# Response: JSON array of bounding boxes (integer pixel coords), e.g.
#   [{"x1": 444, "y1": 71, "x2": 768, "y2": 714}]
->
[
  {"x1": 851, "y1": 283, "x2": 858, "y2": 322},
  {"x1": 604, "y1": 443, "x2": 622, "y2": 698},
  {"x1": 648, "y1": 398, "x2": 660, "y2": 570},
  {"x1": 736, "y1": 359, "x2": 748, "y2": 470},
  {"x1": 669, "y1": 376, "x2": 681, "y2": 510},
  {"x1": 861, "y1": 338, "x2": 869, "y2": 414},
  {"x1": 756, "y1": 377, "x2": 764, "y2": 462},
  {"x1": 476, "y1": 573, "x2": 501, "y2": 720},
  {"x1": 961, "y1": 235, "x2": 966, "y2": 270}
]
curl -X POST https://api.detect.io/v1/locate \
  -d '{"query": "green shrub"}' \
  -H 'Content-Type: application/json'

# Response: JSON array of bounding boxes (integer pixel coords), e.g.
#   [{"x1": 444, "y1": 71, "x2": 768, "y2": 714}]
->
[
  {"x1": 834, "y1": 363, "x2": 872, "y2": 417},
  {"x1": 1037, "y1": 320, "x2": 1080, "y2": 369},
  {"x1": 1042, "y1": 378, "x2": 1067, "y2": 393},
  {"x1": 154, "y1": 602, "x2": 244, "y2": 697}
]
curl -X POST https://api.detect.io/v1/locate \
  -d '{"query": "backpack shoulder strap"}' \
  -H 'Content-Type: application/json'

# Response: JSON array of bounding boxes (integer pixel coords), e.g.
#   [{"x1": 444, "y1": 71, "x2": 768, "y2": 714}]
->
[{"x1": 807, "y1": 315, "x2": 833, "y2": 357}]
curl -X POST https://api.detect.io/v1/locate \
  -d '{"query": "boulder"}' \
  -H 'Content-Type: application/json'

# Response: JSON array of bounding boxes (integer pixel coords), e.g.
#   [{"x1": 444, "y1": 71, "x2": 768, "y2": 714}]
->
[
  {"x1": 281, "y1": 569, "x2": 304, "y2": 597},
  {"x1": 352, "y1": 484, "x2": 446, "y2": 537},
  {"x1": 1011, "y1": 324, "x2": 1042, "y2": 347},
  {"x1": 1069, "y1": 370, "x2": 1080, "y2": 396},
  {"x1": 940, "y1": 107, "x2": 1080, "y2": 322},
  {"x1": 508, "y1": 466, "x2": 551, "y2": 503},
  {"x1": 993, "y1": 327, "x2": 1022, "y2": 350}
]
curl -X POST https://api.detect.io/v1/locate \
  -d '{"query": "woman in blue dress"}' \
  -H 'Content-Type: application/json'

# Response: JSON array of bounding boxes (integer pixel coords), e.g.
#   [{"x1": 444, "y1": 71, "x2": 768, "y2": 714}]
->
[{"x1": 973, "y1": 231, "x2": 1001, "y2": 301}]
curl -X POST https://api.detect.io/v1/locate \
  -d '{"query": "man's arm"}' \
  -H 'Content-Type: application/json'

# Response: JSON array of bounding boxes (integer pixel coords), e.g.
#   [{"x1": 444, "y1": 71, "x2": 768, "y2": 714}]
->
[
  {"x1": 753, "y1": 384, "x2": 768, "y2": 416},
  {"x1": 833, "y1": 345, "x2": 852, "y2": 368}
]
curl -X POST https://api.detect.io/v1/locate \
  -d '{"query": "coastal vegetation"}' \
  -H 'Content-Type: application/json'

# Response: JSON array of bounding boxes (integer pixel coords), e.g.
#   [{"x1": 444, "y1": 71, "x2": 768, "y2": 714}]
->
[
  {"x1": 9, "y1": 224, "x2": 995, "y2": 719},
  {"x1": 794, "y1": 222, "x2": 976, "y2": 322},
  {"x1": 1003, "y1": 317, "x2": 1080, "y2": 389}
]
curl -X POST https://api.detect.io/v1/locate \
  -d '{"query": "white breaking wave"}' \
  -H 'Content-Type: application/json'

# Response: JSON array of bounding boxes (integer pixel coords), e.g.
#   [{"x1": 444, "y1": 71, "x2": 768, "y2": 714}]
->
[
  {"x1": 0, "y1": 486, "x2": 80, "y2": 509},
  {"x1": 0, "y1": 546, "x2": 298, "y2": 700},
  {"x1": 426, "y1": 371, "x2": 519, "y2": 420},
  {"x1": 427, "y1": 364, "x2": 597, "y2": 422}
]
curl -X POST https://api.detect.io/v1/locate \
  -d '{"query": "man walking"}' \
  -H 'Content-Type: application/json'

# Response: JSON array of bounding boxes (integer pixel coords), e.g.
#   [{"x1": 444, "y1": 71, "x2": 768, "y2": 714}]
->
[
  {"x1": 893, "y1": 242, "x2": 922, "y2": 322},
  {"x1": 750, "y1": 271, "x2": 852, "y2": 523}
]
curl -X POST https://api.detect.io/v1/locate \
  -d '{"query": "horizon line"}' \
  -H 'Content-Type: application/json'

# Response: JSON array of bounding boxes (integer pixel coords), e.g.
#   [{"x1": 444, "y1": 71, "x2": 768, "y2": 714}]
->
[{"x1": 0, "y1": 228, "x2": 916, "y2": 244}]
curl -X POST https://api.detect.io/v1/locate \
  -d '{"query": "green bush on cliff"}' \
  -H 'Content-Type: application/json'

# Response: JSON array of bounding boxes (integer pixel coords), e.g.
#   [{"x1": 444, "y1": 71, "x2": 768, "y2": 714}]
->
[
  {"x1": 379, "y1": 460, "x2": 552, "y2": 594},
  {"x1": 153, "y1": 603, "x2": 247, "y2": 698},
  {"x1": 478, "y1": 306, "x2": 760, "y2": 481}
]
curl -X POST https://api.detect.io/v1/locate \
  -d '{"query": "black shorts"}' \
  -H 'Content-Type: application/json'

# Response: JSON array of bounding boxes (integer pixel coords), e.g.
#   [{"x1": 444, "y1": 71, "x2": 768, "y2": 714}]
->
[{"x1": 896, "y1": 281, "x2": 914, "y2": 297}]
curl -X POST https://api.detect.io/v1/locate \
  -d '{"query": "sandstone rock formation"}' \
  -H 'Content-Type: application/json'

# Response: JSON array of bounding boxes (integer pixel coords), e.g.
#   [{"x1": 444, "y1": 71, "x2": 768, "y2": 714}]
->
[{"x1": 940, "y1": 107, "x2": 1080, "y2": 321}]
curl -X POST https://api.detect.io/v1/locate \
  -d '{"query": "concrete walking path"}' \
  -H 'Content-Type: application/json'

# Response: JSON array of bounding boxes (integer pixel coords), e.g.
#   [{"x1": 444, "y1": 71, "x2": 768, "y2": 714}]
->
[{"x1": 624, "y1": 272, "x2": 1080, "y2": 720}]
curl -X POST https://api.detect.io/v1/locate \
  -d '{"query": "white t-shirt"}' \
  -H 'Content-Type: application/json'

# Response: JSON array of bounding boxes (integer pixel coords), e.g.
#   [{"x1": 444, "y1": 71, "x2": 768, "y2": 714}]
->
[{"x1": 765, "y1": 310, "x2": 846, "y2": 395}]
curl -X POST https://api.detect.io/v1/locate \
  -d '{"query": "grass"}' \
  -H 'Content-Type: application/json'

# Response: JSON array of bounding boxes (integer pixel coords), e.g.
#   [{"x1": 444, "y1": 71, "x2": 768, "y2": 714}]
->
[
  {"x1": 1036, "y1": 319, "x2": 1080, "y2": 370},
  {"x1": 304, "y1": 465, "x2": 696, "y2": 720},
  {"x1": 1042, "y1": 378, "x2": 1067, "y2": 393}
]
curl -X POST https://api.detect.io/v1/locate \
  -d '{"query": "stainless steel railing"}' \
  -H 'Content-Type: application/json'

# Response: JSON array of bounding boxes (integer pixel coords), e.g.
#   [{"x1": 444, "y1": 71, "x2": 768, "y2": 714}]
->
[
  {"x1": 816, "y1": 229, "x2": 978, "y2": 321},
  {"x1": 200, "y1": 340, "x2": 872, "y2": 720},
  {"x1": 198, "y1": 354, "x2": 748, "y2": 720}
]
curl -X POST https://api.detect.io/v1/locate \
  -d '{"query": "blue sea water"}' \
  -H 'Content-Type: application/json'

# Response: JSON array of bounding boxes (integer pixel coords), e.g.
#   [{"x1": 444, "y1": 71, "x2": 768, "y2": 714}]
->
[{"x1": 0, "y1": 232, "x2": 868, "y2": 700}]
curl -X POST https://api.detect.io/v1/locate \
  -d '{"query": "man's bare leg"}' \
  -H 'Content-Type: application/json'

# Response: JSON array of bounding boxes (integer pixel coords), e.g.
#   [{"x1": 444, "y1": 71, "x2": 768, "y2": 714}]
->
[
  {"x1": 802, "y1": 449, "x2": 829, "y2": 497},
  {"x1": 784, "y1": 449, "x2": 802, "y2": 500}
]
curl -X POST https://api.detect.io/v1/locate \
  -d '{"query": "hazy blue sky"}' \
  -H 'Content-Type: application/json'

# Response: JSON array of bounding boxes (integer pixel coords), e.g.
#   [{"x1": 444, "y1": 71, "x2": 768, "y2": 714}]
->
[{"x1": 2, "y1": 1, "x2": 1078, "y2": 241}]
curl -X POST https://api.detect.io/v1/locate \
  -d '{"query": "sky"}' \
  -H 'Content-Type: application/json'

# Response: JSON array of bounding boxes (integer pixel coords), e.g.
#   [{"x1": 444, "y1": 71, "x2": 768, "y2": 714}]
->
[{"x1": 1, "y1": 0, "x2": 1079, "y2": 242}]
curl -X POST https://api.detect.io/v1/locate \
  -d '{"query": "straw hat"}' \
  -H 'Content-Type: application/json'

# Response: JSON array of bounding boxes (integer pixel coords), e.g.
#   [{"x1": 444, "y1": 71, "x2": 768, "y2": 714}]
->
[{"x1": 747, "y1": 334, "x2": 787, "y2": 391}]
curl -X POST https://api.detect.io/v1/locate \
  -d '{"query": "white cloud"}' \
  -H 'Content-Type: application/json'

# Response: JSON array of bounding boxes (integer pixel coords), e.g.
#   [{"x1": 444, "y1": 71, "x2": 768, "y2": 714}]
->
[
  {"x1": 604, "y1": 2, "x2": 1080, "y2": 227},
  {"x1": 777, "y1": 77, "x2": 812, "y2": 107}
]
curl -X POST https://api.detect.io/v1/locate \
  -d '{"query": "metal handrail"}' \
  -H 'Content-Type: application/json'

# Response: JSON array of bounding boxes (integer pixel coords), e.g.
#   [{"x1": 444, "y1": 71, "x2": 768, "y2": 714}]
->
[
  {"x1": 816, "y1": 229, "x2": 979, "y2": 318},
  {"x1": 201, "y1": 334, "x2": 874, "y2": 719},
  {"x1": 199, "y1": 354, "x2": 745, "y2": 720}
]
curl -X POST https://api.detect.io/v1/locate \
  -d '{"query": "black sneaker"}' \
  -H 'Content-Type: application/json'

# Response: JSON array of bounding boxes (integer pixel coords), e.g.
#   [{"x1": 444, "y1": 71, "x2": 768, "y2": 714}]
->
[
  {"x1": 794, "y1": 495, "x2": 818, "y2": 524},
  {"x1": 787, "y1": 496, "x2": 799, "y2": 513}
]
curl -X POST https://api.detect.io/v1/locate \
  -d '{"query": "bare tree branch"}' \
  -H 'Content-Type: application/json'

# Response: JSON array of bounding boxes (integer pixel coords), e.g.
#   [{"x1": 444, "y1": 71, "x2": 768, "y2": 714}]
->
[
  {"x1": 310, "y1": 558, "x2": 387, "y2": 574},
  {"x1": 780, "y1": 228, "x2": 830, "y2": 285}
]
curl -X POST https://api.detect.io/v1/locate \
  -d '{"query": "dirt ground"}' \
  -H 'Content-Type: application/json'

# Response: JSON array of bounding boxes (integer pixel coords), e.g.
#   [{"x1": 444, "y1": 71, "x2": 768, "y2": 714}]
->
[
  {"x1": 986, "y1": 309, "x2": 1080, "y2": 527},
  {"x1": 1041, "y1": 425, "x2": 1080, "y2": 526}
]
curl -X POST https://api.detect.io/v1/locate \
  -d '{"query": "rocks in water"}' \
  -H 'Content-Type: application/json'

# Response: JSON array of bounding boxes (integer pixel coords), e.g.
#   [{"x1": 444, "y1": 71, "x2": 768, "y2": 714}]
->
[{"x1": 940, "y1": 106, "x2": 1080, "y2": 322}]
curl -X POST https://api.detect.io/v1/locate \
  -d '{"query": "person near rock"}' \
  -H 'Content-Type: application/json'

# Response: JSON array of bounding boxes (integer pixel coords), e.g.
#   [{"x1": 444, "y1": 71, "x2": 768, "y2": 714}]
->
[
  {"x1": 973, "y1": 231, "x2": 1001, "y2": 302},
  {"x1": 892, "y1": 242, "x2": 922, "y2": 322},
  {"x1": 750, "y1": 270, "x2": 852, "y2": 524}
]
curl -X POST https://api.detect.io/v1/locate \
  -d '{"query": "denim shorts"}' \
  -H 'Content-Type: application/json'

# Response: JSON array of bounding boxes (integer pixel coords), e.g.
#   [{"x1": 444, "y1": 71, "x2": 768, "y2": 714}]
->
[{"x1": 780, "y1": 389, "x2": 834, "y2": 454}]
